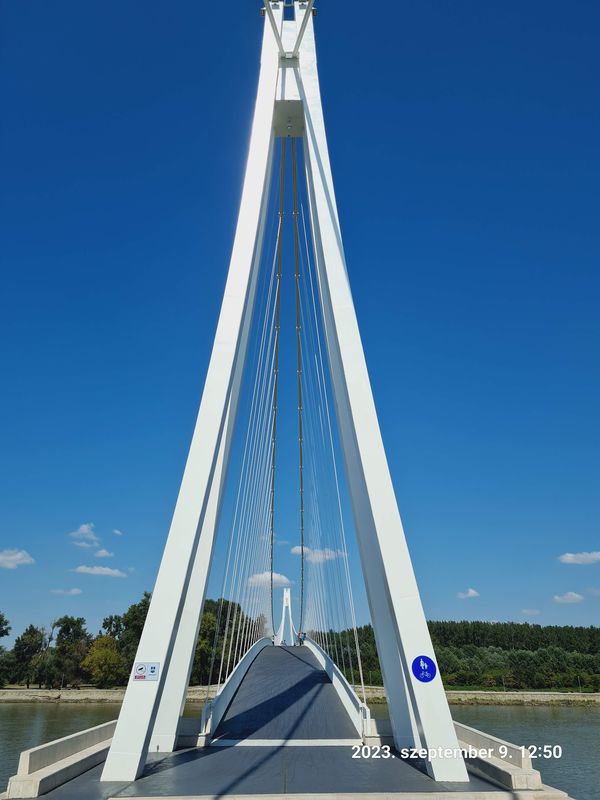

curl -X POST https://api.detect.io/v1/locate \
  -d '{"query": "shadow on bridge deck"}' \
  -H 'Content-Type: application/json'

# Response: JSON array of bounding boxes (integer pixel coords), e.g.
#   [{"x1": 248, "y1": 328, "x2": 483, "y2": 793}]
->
[
  {"x1": 213, "y1": 645, "x2": 358, "y2": 741},
  {"x1": 38, "y1": 645, "x2": 503, "y2": 798},
  {"x1": 40, "y1": 746, "x2": 499, "y2": 800}
]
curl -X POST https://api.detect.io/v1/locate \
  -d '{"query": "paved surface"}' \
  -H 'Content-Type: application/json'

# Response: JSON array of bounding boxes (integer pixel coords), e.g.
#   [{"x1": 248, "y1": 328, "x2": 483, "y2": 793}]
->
[
  {"x1": 40, "y1": 749, "x2": 499, "y2": 799},
  {"x1": 36, "y1": 646, "x2": 503, "y2": 798},
  {"x1": 213, "y1": 646, "x2": 358, "y2": 742}
]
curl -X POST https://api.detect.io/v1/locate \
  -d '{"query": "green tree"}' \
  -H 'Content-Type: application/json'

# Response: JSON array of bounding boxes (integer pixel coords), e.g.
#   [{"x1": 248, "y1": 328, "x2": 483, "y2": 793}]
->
[
  {"x1": 102, "y1": 592, "x2": 151, "y2": 671},
  {"x1": 82, "y1": 636, "x2": 128, "y2": 687},
  {"x1": 186, "y1": 599, "x2": 266, "y2": 686},
  {"x1": 427, "y1": 620, "x2": 600, "y2": 654},
  {"x1": 53, "y1": 616, "x2": 92, "y2": 688},
  {"x1": 101, "y1": 615, "x2": 124, "y2": 639},
  {"x1": 0, "y1": 650, "x2": 16, "y2": 688},
  {"x1": 30, "y1": 622, "x2": 59, "y2": 689},
  {"x1": 436, "y1": 646, "x2": 463, "y2": 677},
  {"x1": 190, "y1": 611, "x2": 217, "y2": 686},
  {"x1": 0, "y1": 612, "x2": 10, "y2": 639},
  {"x1": 13, "y1": 625, "x2": 46, "y2": 688},
  {"x1": 0, "y1": 613, "x2": 12, "y2": 688},
  {"x1": 538, "y1": 645, "x2": 568, "y2": 673}
]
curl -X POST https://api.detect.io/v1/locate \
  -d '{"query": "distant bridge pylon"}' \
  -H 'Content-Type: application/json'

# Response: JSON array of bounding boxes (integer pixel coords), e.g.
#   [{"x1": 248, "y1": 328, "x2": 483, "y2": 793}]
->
[{"x1": 274, "y1": 587, "x2": 297, "y2": 646}]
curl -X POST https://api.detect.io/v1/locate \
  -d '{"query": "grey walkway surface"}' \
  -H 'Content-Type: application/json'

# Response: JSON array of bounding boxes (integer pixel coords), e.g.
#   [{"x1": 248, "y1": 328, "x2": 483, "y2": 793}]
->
[
  {"x1": 213, "y1": 646, "x2": 358, "y2": 741},
  {"x1": 40, "y1": 749, "x2": 499, "y2": 799},
  {"x1": 36, "y1": 645, "x2": 502, "y2": 798}
]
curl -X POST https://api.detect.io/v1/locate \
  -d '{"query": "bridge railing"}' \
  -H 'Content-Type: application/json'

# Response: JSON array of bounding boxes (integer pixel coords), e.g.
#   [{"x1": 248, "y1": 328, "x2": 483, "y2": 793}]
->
[
  {"x1": 200, "y1": 635, "x2": 370, "y2": 742},
  {"x1": 201, "y1": 636, "x2": 272, "y2": 737},
  {"x1": 303, "y1": 636, "x2": 370, "y2": 739}
]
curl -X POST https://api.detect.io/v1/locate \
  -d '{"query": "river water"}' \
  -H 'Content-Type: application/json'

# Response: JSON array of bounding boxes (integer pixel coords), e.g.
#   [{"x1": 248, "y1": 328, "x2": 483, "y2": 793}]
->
[
  {"x1": 452, "y1": 704, "x2": 599, "y2": 800},
  {"x1": 0, "y1": 702, "x2": 597, "y2": 799}
]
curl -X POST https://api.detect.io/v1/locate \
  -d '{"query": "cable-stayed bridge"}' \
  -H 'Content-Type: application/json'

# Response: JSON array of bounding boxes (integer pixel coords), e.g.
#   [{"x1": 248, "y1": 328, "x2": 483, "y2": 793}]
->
[
  {"x1": 4, "y1": 3, "x2": 571, "y2": 799},
  {"x1": 4, "y1": 609, "x2": 571, "y2": 799}
]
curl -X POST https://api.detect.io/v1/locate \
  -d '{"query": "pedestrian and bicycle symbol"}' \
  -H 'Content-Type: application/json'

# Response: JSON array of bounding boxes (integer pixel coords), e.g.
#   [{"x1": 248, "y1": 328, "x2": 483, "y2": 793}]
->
[{"x1": 411, "y1": 655, "x2": 437, "y2": 683}]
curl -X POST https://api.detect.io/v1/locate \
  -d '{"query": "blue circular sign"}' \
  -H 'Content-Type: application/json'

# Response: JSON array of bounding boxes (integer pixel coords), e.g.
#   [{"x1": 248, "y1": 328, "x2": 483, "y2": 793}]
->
[{"x1": 411, "y1": 655, "x2": 437, "y2": 683}]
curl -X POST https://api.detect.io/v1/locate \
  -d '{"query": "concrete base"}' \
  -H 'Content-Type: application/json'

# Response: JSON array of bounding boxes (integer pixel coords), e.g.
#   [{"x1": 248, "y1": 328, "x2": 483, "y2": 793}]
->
[
  {"x1": 4, "y1": 717, "x2": 573, "y2": 800},
  {"x1": 7, "y1": 742, "x2": 110, "y2": 799},
  {"x1": 366, "y1": 718, "x2": 551, "y2": 794},
  {"x1": 5, "y1": 721, "x2": 116, "y2": 799},
  {"x1": 465, "y1": 754, "x2": 542, "y2": 792}
]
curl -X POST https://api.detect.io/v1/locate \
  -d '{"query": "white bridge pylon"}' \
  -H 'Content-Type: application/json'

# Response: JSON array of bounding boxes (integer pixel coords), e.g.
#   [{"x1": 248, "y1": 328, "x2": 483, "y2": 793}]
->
[
  {"x1": 101, "y1": 2, "x2": 468, "y2": 783},
  {"x1": 274, "y1": 587, "x2": 297, "y2": 646}
]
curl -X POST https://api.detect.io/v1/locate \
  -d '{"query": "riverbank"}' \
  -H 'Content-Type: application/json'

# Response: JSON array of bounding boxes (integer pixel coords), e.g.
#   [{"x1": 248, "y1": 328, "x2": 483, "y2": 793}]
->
[
  {"x1": 0, "y1": 686, "x2": 217, "y2": 704},
  {"x1": 362, "y1": 687, "x2": 600, "y2": 705},
  {"x1": 446, "y1": 690, "x2": 600, "y2": 705},
  {"x1": 1, "y1": 685, "x2": 599, "y2": 705}
]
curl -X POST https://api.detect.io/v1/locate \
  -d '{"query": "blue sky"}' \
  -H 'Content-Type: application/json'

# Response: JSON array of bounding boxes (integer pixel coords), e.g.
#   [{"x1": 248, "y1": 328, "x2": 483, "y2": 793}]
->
[{"x1": 1, "y1": 1, "x2": 599, "y2": 644}]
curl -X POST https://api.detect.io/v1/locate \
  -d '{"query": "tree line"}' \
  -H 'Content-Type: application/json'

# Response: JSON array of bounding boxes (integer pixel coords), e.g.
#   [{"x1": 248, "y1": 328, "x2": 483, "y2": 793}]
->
[
  {"x1": 0, "y1": 597, "x2": 264, "y2": 690},
  {"x1": 323, "y1": 621, "x2": 600, "y2": 691},
  {"x1": 1, "y1": 602, "x2": 599, "y2": 691}
]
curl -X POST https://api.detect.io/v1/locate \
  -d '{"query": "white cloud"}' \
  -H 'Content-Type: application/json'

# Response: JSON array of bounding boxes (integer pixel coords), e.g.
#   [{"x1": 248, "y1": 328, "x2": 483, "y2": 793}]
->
[
  {"x1": 73, "y1": 565, "x2": 126, "y2": 578},
  {"x1": 0, "y1": 549, "x2": 35, "y2": 570},
  {"x1": 553, "y1": 591, "x2": 584, "y2": 604},
  {"x1": 558, "y1": 551, "x2": 600, "y2": 565},
  {"x1": 112, "y1": 529, "x2": 123, "y2": 536},
  {"x1": 50, "y1": 588, "x2": 82, "y2": 596},
  {"x1": 521, "y1": 608, "x2": 541, "y2": 616},
  {"x1": 247, "y1": 571, "x2": 290, "y2": 588},
  {"x1": 68, "y1": 522, "x2": 99, "y2": 548},
  {"x1": 457, "y1": 588, "x2": 479, "y2": 599},
  {"x1": 128, "y1": 566, "x2": 136, "y2": 573},
  {"x1": 94, "y1": 549, "x2": 113, "y2": 558},
  {"x1": 290, "y1": 545, "x2": 345, "y2": 564}
]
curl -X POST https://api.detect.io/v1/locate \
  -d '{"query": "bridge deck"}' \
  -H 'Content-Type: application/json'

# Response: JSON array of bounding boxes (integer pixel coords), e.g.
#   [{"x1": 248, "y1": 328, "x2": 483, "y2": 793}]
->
[
  {"x1": 37, "y1": 645, "x2": 503, "y2": 798},
  {"x1": 213, "y1": 645, "x2": 358, "y2": 741},
  {"x1": 39, "y1": 746, "x2": 499, "y2": 799}
]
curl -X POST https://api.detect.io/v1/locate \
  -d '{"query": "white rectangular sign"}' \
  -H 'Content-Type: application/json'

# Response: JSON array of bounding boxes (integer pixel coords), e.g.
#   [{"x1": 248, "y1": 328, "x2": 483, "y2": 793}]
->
[{"x1": 132, "y1": 662, "x2": 159, "y2": 681}]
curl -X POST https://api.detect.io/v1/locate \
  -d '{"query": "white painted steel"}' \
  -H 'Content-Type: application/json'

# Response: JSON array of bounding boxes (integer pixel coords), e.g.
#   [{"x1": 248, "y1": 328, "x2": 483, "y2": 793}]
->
[
  {"x1": 263, "y1": 0, "x2": 285, "y2": 57},
  {"x1": 274, "y1": 587, "x2": 296, "y2": 645},
  {"x1": 293, "y1": 33, "x2": 419, "y2": 762},
  {"x1": 202, "y1": 637, "x2": 272, "y2": 738},
  {"x1": 303, "y1": 637, "x2": 368, "y2": 738},
  {"x1": 293, "y1": 2, "x2": 468, "y2": 782},
  {"x1": 102, "y1": 1, "x2": 468, "y2": 783},
  {"x1": 148, "y1": 403, "x2": 232, "y2": 753},
  {"x1": 149, "y1": 44, "x2": 277, "y2": 748},
  {"x1": 291, "y1": 0, "x2": 314, "y2": 57},
  {"x1": 100, "y1": 4, "x2": 283, "y2": 782}
]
